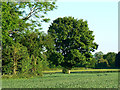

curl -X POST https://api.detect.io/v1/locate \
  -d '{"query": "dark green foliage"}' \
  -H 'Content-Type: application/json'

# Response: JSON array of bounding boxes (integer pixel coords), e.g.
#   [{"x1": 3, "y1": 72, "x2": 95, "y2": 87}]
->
[
  {"x1": 2, "y1": 43, "x2": 30, "y2": 75},
  {"x1": 96, "y1": 58, "x2": 109, "y2": 69},
  {"x1": 94, "y1": 51, "x2": 109, "y2": 68},
  {"x1": 103, "y1": 52, "x2": 116, "y2": 68},
  {"x1": 85, "y1": 58, "x2": 97, "y2": 68},
  {"x1": 20, "y1": 31, "x2": 43, "y2": 56},
  {"x1": 94, "y1": 51, "x2": 103, "y2": 60},
  {"x1": 2, "y1": 3, "x2": 28, "y2": 74},
  {"x1": 94, "y1": 51, "x2": 117, "y2": 68},
  {"x1": 48, "y1": 16, "x2": 98, "y2": 70},
  {"x1": 20, "y1": 31, "x2": 49, "y2": 75},
  {"x1": 63, "y1": 49, "x2": 86, "y2": 69},
  {"x1": 48, "y1": 51, "x2": 64, "y2": 66},
  {"x1": 2, "y1": 2, "x2": 23, "y2": 48},
  {"x1": 115, "y1": 51, "x2": 120, "y2": 68}
]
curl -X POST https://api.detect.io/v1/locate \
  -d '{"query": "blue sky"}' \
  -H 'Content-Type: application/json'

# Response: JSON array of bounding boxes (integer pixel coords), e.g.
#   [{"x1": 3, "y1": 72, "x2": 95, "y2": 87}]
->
[{"x1": 41, "y1": 1, "x2": 118, "y2": 54}]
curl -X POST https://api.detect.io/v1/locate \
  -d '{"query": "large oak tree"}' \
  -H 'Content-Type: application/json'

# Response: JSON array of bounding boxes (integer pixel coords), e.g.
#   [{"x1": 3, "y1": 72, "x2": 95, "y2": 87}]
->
[{"x1": 48, "y1": 16, "x2": 98, "y2": 73}]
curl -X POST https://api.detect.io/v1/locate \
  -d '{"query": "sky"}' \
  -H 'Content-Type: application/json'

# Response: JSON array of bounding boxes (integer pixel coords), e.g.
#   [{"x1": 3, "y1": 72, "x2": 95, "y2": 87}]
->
[{"x1": 41, "y1": 0, "x2": 118, "y2": 54}]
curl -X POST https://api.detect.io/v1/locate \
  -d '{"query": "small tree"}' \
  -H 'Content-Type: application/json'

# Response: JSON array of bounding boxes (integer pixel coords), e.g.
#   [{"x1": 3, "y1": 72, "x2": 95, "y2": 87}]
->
[
  {"x1": 2, "y1": 43, "x2": 30, "y2": 75},
  {"x1": 48, "y1": 16, "x2": 98, "y2": 73},
  {"x1": 103, "y1": 52, "x2": 116, "y2": 68},
  {"x1": 94, "y1": 51, "x2": 103, "y2": 60},
  {"x1": 96, "y1": 58, "x2": 109, "y2": 69},
  {"x1": 20, "y1": 31, "x2": 49, "y2": 75},
  {"x1": 94, "y1": 51, "x2": 110, "y2": 68}
]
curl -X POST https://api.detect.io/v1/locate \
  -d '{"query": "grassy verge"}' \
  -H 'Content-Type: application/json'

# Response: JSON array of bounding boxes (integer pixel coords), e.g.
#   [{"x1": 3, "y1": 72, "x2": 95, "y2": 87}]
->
[{"x1": 43, "y1": 69, "x2": 120, "y2": 73}]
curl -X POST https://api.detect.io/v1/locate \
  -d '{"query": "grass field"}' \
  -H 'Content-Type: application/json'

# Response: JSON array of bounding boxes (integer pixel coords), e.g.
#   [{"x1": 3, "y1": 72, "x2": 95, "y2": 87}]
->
[{"x1": 2, "y1": 72, "x2": 118, "y2": 88}]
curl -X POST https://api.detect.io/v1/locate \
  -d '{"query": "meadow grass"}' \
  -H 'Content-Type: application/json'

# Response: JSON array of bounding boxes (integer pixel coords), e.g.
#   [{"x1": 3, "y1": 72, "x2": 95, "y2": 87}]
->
[{"x1": 2, "y1": 72, "x2": 118, "y2": 88}]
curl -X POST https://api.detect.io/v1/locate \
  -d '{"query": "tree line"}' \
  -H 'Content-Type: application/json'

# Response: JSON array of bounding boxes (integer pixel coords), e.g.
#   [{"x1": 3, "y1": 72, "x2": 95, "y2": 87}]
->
[
  {"x1": 2, "y1": 1, "x2": 120, "y2": 76},
  {"x1": 2, "y1": 1, "x2": 57, "y2": 75},
  {"x1": 85, "y1": 51, "x2": 120, "y2": 69}
]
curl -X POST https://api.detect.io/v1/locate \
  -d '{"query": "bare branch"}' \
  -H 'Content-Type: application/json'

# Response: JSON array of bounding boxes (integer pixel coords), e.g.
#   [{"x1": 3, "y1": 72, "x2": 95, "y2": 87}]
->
[{"x1": 22, "y1": 6, "x2": 36, "y2": 20}]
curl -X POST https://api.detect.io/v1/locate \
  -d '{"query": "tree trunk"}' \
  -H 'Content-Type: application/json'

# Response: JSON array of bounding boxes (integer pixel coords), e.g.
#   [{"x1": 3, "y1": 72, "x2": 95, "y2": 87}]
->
[
  {"x1": 13, "y1": 60, "x2": 17, "y2": 75},
  {"x1": 32, "y1": 55, "x2": 37, "y2": 73},
  {"x1": 68, "y1": 70, "x2": 70, "y2": 74},
  {"x1": 62, "y1": 68, "x2": 71, "y2": 74},
  {"x1": 32, "y1": 55, "x2": 35, "y2": 73},
  {"x1": 13, "y1": 48, "x2": 17, "y2": 75},
  {"x1": 34, "y1": 57, "x2": 37, "y2": 72}
]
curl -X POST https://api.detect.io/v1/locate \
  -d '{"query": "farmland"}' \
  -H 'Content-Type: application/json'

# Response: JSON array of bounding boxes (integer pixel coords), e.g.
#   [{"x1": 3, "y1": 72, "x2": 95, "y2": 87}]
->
[
  {"x1": 1, "y1": 1, "x2": 120, "y2": 89},
  {"x1": 2, "y1": 71, "x2": 118, "y2": 88}
]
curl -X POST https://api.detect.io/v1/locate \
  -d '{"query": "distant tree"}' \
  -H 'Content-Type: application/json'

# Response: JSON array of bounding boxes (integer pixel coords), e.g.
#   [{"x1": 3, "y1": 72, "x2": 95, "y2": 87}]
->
[
  {"x1": 85, "y1": 58, "x2": 97, "y2": 68},
  {"x1": 96, "y1": 58, "x2": 109, "y2": 68},
  {"x1": 115, "y1": 51, "x2": 120, "y2": 68},
  {"x1": 103, "y1": 52, "x2": 116, "y2": 68},
  {"x1": 48, "y1": 16, "x2": 98, "y2": 73},
  {"x1": 94, "y1": 51, "x2": 110, "y2": 68},
  {"x1": 94, "y1": 51, "x2": 103, "y2": 60}
]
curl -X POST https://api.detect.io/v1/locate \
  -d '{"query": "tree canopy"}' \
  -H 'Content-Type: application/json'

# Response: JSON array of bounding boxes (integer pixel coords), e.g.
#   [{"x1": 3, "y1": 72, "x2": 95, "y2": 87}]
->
[
  {"x1": 94, "y1": 51, "x2": 110, "y2": 68},
  {"x1": 103, "y1": 52, "x2": 116, "y2": 68},
  {"x1": 48, "y1": 16, "x2": 98, "y2": 69},
  {"x1": 2, "y1": 1, "x2": 57, "y2": 75}
]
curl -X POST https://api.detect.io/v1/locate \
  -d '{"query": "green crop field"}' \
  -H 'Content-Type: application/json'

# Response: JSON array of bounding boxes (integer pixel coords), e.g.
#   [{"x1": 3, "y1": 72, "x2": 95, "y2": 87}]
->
[{"x1": 2, "y1": 72, "x2": 119, "y2": 88}]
